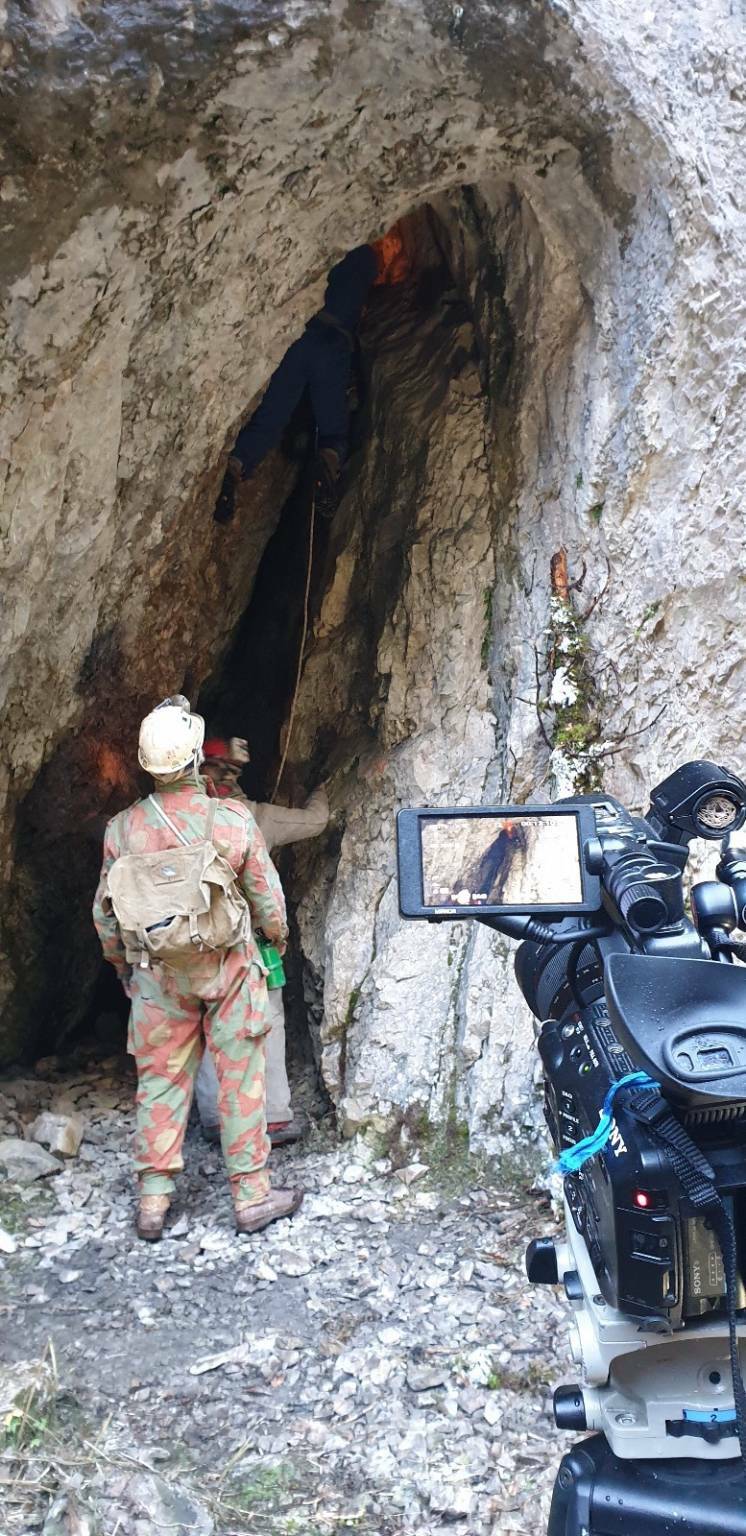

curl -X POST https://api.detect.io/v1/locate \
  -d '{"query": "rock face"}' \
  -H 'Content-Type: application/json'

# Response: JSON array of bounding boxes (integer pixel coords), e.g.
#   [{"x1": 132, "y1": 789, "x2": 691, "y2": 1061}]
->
[{"x1": 1, "y1": 3, "x2": 744, "y2": 1153}]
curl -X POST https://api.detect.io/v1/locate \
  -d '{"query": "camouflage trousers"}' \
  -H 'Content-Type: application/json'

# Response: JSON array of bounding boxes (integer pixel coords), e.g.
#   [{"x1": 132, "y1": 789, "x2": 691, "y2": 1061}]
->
[{"x1": 128, "y1": 949, "x2": 271, "y2": 1205}]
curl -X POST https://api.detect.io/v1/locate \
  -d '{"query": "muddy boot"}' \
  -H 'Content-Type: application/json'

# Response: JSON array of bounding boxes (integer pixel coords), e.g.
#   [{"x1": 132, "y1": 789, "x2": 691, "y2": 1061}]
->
[
  {"x1": 234, "y1": 1187, "x2": 304, "y2": 1235},
  {"x1": 136, "y1": 1194, "x2": 170, "y2": 1243},
  {"x1": 313, "y1": 448, "x2": 342, "y2": 520}
]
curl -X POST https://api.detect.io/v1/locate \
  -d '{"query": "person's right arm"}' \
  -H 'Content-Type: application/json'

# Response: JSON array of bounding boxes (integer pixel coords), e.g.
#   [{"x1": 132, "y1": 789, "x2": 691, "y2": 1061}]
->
[{"x1": 255, "y1": 786, "x2": 330, "y2": 850}]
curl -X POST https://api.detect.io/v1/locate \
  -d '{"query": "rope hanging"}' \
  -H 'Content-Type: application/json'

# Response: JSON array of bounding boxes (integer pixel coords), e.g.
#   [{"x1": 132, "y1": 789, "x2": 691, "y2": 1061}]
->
[{"x1": 270, "y1": 478, "x2": 317, "y2": 803}]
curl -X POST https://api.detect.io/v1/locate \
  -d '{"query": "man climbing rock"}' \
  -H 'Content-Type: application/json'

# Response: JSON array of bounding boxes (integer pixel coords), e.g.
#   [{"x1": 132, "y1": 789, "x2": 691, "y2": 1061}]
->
[
  {"x1": 92, "y1": 698, "x2": 303, "y2": 1241},
  {"x1": 197, "y1": 735, "x2": 329, "y2": 1146},
  {"x1": 215, "y1": 243, "x2": 378, "y2": 524}
]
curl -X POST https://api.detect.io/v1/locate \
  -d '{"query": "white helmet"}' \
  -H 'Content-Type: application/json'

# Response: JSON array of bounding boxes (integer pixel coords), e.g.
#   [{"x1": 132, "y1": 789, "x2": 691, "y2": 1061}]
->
[{"x1": 138, "y1": 703, "x2": 205, "y2": 777}]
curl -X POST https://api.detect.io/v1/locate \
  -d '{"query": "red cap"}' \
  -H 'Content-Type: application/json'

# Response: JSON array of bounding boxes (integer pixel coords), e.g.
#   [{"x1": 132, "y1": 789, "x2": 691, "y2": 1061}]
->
[{"x1": 203, "y1": 738, "x2": 230, "y2": 759}]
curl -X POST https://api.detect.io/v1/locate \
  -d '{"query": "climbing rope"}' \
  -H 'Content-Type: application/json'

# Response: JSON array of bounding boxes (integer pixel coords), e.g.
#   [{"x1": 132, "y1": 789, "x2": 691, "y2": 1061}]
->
[{"x1": 270, "y1": 475, "x2": 317, "y2": 803}]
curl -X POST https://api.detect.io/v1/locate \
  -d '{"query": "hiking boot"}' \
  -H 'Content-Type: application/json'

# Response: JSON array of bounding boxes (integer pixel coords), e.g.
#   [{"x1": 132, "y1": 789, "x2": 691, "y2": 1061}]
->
[
  {"x1": 136, "y1": 1194, "x2": 170, "y2": 1242},
  {"x1": 314, "y1": 448, "x2": 343, "y2": 520},
  {"x1": 234, "y1": 1187, "x2": 304, "y2": 1235},
  {"x1": 268, "y1": 1119, "x2": 305, "y2": 1148}
]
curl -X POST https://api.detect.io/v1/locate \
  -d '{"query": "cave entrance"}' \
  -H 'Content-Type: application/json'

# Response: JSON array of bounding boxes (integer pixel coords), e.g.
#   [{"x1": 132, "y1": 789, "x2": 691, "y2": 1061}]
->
[
  {"x1": 8, "y1": 184, "x2": 519, "y2": 1136},
  {"x1": 197, "y1": 196, "x2": 513, "y2": 1106}
]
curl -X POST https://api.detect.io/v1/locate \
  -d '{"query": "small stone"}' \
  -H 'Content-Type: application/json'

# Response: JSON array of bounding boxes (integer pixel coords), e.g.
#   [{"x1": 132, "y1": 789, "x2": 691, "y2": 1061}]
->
[
  {"x1": 121, "y1": 1472, "x2": 213, "y2": 1535},
  {"x1": 459, "y1": 1386, "x2": 486, "y2": 1416},
  {"x1": 393, "y1": 1163, "x2": 429, "y2": 1184},
  {"x1": 198, "y1": 1229, "x2": 232, "y2": 1253},
  {"x1": 59, "y1": 1269, "x2": 81, "y2": 1284},
  {"x1": 190, "y1": 1343, "x2": 250, "y2": 1376},
  {"x1": 0, "y1": 1137, "x2": 62, "y2": 1184},
  {"x1": 406, "y1": 1361, "x2": 449, "y2": 1392},
  {"x1": 0, "y1": 1227, "x2": 17, "y2": 1254},
  {"x1": 342, "y1": 1163, "x2": 366, "y2": 1184},
  {"x1": 274, "y1": 1249, "x2": 313, "y2": 1277},
  {"x1": 430, "y1": 1481, "x2": 475, "y2": 1518}
]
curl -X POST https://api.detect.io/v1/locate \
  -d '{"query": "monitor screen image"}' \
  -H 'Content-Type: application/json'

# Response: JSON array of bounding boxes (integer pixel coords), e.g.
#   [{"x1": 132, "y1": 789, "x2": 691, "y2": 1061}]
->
[{"x1": 420, "y1": 812, "x2": 584, "y2": 909}]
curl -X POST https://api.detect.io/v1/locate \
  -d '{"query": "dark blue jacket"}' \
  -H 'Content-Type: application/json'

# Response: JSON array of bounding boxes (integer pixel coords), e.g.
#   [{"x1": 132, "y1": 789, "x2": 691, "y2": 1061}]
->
[
  {"x1": 233, "y1": 245, "x2": 377, "y2": 473},
  {"x1": 322, "y1": 245, "x2": 378, "y2": 330}
]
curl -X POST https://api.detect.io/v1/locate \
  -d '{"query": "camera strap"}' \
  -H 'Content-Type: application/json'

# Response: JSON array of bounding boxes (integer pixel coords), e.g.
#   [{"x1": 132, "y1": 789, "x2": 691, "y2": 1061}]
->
[{"x1": 627, "y1": 1085, "x2": 746, "y2": 1470}]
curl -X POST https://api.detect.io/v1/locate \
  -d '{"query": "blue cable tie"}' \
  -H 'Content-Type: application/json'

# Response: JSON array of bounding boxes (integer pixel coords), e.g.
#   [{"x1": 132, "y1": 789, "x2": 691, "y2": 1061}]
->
[{"x1": 555, "y1": 1070, "x2": 659, "y2": 1175}]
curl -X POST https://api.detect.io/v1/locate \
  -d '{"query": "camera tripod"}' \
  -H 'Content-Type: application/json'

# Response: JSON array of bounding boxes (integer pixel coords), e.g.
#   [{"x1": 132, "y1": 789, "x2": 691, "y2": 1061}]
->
[{"x1": 534, "y1": 1208, "x2": 746, "y2": 1535}]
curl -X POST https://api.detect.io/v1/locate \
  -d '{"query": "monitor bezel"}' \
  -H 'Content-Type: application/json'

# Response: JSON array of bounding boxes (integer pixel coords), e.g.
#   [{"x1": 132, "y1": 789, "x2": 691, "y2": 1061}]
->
[{"x1": 397, "y1": 803, "x2": 602, "y2": 918}]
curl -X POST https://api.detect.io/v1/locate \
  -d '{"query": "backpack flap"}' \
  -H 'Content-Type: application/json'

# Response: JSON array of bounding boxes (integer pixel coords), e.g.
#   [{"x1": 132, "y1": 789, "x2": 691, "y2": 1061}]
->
[{"x1": 106, "y1": 822, "x2": 249, "y2": 966}]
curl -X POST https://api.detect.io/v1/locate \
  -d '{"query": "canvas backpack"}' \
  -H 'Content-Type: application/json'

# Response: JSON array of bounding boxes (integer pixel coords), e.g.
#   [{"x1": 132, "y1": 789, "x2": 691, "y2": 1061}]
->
[{"x1": 106, "y1": 796, "x2": 250, "y2": 968}]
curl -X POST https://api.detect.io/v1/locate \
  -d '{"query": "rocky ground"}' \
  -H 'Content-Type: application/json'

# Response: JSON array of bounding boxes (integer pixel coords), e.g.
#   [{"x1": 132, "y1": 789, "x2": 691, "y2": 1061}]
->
[{"x1": 0, "y1": 1056, "x2": 573, "y2": 1535}]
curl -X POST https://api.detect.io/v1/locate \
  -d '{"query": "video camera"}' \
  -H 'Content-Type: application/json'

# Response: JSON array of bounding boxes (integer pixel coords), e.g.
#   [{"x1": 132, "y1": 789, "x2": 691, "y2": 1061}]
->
[{"x1": 397, "y1": 761, "x2": 746, "y2": 1536}]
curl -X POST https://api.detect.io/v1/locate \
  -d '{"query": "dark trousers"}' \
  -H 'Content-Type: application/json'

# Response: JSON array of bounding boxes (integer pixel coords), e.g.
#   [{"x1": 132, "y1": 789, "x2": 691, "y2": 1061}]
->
[{"x1": 234, "y1": 325, "x2": 352, "y2": 476}]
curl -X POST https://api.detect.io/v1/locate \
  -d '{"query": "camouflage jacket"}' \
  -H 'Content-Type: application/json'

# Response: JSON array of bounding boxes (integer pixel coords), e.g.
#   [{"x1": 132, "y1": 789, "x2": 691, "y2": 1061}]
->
[{"x1": 92, "y1": 771, "x2": 287, "y2": 982}]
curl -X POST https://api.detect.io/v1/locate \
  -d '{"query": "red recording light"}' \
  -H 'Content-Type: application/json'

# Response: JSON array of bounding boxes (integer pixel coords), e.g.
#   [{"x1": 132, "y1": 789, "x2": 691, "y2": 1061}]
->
[{"x1": 632, "y1": 1190, "x2": 652, "y2": 1209}]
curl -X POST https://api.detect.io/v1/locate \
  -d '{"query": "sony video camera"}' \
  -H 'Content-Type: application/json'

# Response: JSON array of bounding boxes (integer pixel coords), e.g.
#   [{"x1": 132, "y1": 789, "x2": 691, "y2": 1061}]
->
[{"x1": 396, "y1": 761, "x2": 746, "y2": 1503}]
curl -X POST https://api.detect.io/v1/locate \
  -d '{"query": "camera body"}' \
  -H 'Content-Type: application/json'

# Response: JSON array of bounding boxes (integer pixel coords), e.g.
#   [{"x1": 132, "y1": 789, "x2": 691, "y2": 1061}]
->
[
  {"x1": 538, "y1": 999, "x2": 735, "y2": 1328},
  {"x1": 512, "y1": 781, "x2": 746, "y2": 1331},
  {"x1": 396, "y1": 760, "x2": 746, "y2": 1470}
]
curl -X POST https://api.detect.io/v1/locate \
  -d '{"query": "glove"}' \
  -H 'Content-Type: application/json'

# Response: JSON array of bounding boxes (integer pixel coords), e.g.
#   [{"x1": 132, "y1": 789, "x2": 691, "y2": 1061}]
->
[{"x1": 228, "y1": 736, "x2": 250, "y2": 765}]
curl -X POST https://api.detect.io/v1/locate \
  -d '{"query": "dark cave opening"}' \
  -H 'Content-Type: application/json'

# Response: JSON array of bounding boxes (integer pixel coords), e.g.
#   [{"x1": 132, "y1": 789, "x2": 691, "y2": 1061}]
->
[
  {"x1": 199, "y1": 207, "x2": 458, "y2": 800},
  {"x1": 196, "y1": 206, "x2": 460, "y2": 1077}
]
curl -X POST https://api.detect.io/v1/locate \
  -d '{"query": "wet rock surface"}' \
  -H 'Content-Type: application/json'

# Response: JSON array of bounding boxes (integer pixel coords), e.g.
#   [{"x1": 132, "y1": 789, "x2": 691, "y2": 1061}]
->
[{"x1": 0, "y1": 1059, "x2": 572, "y2": 1533}]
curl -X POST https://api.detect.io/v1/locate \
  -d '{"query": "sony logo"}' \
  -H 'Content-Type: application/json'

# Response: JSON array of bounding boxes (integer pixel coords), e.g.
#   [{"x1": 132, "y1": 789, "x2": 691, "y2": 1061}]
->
[{"x1": 608, "y1": 1120, "x2": 628, "y2": 1157}]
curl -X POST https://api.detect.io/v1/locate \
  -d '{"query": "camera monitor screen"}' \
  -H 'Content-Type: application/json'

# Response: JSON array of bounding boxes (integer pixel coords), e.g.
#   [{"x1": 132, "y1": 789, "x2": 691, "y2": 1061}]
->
[{"x1": 397, "y1": 805, "x2": 599, "y2": 917}]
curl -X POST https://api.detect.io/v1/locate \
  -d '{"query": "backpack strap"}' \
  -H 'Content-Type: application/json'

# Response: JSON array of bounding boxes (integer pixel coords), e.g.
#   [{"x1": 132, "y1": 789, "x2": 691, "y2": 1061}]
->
[
  {"x1": 149, "y1": 795, "x2": 192, "y2": 847},
  {"x1": 149, "y1": 794, "x2": 220, "y2": 849}
]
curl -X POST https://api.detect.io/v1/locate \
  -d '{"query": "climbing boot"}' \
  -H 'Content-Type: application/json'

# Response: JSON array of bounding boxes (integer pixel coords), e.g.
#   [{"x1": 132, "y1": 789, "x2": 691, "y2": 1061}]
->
[
  {"x1": 136, "y1": 1194, "x2": 170, "y2": 1243},
  {"x1": 313, "y1": 448, "x2": 343, "y2": 520},
  {"x1": 234, "y1": 1187, "x2": 304, "y2": 1235}
]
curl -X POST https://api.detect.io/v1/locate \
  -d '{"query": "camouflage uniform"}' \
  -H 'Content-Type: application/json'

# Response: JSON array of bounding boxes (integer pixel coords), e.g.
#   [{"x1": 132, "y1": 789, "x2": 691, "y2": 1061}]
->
[{"x1": 92, "y1": 772, "x2": 287, "y2": 1204}]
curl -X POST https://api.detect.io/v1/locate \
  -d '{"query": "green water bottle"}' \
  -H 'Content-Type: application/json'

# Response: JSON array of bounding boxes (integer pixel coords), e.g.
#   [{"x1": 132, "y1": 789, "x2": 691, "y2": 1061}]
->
[{"x1": 256, "y1": 936, "x2": 286, "y2": 989}]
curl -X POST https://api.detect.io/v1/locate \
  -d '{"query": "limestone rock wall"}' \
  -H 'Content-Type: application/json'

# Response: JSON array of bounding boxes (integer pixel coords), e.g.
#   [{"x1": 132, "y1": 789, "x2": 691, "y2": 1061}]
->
[{"x1": 1, "y1": 0, "x2": 744, "y2": 1130}]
